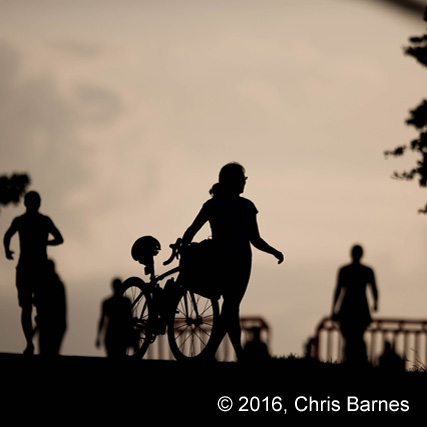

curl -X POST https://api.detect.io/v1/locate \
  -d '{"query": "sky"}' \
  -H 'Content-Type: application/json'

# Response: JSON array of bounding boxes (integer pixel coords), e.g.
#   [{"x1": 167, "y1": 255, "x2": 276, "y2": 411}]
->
[{"x1": 1, "y1": 0, "x2": 427, "y2": 359}]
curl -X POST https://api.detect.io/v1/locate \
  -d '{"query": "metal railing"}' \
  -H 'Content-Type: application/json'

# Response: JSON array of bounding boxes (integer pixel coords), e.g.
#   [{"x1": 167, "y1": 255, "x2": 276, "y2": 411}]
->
[{"x1": 306, "y1": 316, "x2": 427, "y2": 369}]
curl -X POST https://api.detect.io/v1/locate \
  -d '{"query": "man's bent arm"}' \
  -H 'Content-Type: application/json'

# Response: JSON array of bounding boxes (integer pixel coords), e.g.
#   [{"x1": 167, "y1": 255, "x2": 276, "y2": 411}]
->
[
  {"x1": 3, "y1": 220, "x2": 18, "y2": 259},
  {"x1": 47, "y1": 221, "x2": 64, "y2": 246}
]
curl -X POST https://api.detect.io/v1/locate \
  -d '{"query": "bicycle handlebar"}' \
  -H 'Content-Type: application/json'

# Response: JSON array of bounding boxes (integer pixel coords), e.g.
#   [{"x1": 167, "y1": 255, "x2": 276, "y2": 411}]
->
[{"x1": 163, "y1": 238, "x2": 183, "y2": 266}]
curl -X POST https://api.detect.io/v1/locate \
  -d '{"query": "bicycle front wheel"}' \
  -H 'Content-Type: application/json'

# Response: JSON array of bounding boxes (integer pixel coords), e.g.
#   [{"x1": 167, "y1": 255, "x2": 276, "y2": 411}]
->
[
  {"x1": 121, "y1": 277, "x2": 152, "y2": 358},
  {"x1": 168, "y1": 289, "x2": 219, "y2": 360}
]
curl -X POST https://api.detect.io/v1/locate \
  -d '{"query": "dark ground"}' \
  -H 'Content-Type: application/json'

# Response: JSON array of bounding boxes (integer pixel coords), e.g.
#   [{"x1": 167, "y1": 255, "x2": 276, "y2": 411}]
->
[{"x1": 0, "y1": 353, "x2": 425, "y2": 421}]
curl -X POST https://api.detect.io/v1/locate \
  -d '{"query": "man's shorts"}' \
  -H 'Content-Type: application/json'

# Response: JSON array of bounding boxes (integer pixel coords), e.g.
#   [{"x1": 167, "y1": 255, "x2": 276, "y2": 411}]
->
[{"x1": 16, "y1": 263, "x2": 47, "y2": 309}]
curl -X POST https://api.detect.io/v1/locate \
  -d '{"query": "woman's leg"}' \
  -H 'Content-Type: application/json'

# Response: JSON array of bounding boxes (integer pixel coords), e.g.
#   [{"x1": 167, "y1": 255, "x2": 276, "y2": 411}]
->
[
  {"x1": 221, "y1": 296, "x2": 245, "y2": 359},
  {"x1": 211, "y1": 254, "x2": 251, "y2": 360},
  {"x1": 220, "y1": 266, "x2": 250, "y2": 360}
]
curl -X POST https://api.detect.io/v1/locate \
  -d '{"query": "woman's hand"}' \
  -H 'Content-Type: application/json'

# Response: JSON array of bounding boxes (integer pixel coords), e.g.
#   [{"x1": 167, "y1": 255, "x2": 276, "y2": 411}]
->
[
  {"x1": 274, "y1": 250, "x2": 284, "y2": 264},
  {"x1": 5, "y1": 249, "x2": 14, "y2": 260}
]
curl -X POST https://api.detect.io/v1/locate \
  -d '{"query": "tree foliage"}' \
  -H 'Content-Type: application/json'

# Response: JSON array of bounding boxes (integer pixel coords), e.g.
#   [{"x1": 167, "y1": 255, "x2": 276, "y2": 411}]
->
[
  {"x1": 0, "y1": 173, "x2": 31, "y2": 212},
  {"x1": 385, "y1": 8, "x2": 427, "y2": 213}
]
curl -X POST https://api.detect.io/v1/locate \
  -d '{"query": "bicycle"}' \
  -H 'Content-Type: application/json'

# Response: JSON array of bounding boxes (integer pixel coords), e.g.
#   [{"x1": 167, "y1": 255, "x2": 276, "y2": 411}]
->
[{"x1": 121, "y1": 237, "x2": 220, "y2": 360}]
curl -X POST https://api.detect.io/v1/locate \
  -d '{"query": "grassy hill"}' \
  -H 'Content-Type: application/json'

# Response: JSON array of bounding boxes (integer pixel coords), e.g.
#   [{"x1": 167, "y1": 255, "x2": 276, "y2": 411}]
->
[{"x1": 0, "y1": 353, "x2": 425, "y2": 421}]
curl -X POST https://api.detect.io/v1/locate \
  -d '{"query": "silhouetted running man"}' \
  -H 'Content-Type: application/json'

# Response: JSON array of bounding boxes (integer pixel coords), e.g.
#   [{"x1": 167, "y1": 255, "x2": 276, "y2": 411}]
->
[
  {"x1": 3, "y1": 191, "x2": 64, "y2": 355},
  {"x1": 96, "y1": 278, "x2": 134, "y2": 358},
  {"x1": 182, "y1": 162, "x2": 284, "y2": 361},
  {"x1": 331, "y1": 244, "x2": 378, "y2": 365}
]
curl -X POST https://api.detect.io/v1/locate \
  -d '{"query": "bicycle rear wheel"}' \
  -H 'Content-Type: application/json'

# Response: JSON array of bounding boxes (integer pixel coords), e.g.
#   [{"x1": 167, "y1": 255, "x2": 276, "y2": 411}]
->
[
  {"x1": 121, "y1": 277, "x2": 152, "y2": 358},
  {"x1": 168, "y1": 289, "x2": 219, "y2": 360}
]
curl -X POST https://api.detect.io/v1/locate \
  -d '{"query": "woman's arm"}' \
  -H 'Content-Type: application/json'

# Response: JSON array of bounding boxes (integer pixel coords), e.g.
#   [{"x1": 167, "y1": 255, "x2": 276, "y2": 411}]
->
[
  {"x1": 249, "y1": 216, "x2": 284, "y2": 264},
  {"x1": 182, "y1": 206, "x2": 209, "y2": 245}
]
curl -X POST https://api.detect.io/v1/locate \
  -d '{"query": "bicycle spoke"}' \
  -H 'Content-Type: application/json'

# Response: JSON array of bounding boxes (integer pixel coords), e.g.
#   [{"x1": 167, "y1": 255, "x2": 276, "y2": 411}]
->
[
  {"x1": 121, "y1": 279, "x2": 152, "y2": 358},
  {"x1": 168, "y1": 289, "x2": 219, "y2": 360},
  {"x1": 177, "y1": 329, "x2": 208, "y2": 356}
]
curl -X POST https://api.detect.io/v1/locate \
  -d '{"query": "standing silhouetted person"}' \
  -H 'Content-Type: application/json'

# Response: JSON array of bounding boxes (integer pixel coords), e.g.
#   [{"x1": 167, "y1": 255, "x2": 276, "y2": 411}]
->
[
  {"x1": 96, "y1": 278, "x2": 133, "y2": 358},
  {"x1": 3, "y1": 191, "x2": 64, "y2": 355},
  {"x1": 379, "y1": 341, "x2": 405, "y2": 371},
  {"x1": 243, "y1": 327, "x2": 270, "y2": 361},
  {"x1": 34, "y1": 259, "x2": 67, "y2": 356},
  {"x1": 332, "y1": 244, "x2": 378, "y2": 365},
  {"x1": 182, "y1": 162, "x2": 284, "y2": 361}
]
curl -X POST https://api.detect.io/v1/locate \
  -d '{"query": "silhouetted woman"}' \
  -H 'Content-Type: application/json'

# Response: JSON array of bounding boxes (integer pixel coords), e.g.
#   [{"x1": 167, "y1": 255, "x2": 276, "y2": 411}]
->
[
  {"x1": 182, "y1": 162, "x2": 284, "y2": 360},
  {"x1": 332, "y1": 244, "x2": 378, "y2": 364}
]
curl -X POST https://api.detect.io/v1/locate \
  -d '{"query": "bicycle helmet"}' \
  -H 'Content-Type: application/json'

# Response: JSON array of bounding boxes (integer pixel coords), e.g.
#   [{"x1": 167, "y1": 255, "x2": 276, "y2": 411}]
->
[{"x1": 131, "y1": 236, "x2": 161, "y2": 265}]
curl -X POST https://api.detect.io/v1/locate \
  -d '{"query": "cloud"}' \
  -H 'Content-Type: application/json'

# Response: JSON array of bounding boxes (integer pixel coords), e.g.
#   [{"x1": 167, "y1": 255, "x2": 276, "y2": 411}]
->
[
  {"x1": 0, "y1": 40, "x2": 124, "y2": 235},
  {"x1": 73, "y1": 83, "x2": 122, "y2": 124},
  {"x1": 53, "y1": 40, "x2": 104, "y2": 58}
]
